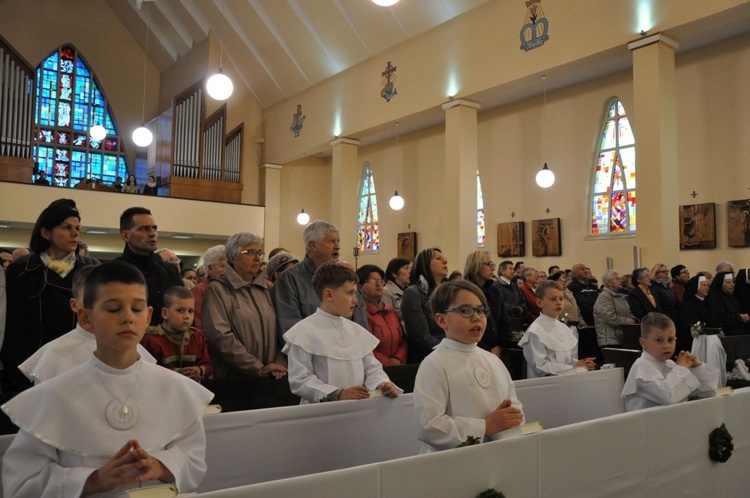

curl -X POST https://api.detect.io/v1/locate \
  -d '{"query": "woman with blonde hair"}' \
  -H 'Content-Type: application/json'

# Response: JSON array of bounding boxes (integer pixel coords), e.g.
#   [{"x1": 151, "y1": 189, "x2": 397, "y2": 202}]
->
[{"x1": 463, "y1": 250, "x2": 512, "y2": 356}]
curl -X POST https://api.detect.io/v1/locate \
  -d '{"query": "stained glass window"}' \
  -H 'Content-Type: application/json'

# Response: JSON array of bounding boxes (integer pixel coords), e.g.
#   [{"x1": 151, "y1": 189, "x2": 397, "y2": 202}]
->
[
  {"x1": 591, "y1": 99, "x2": 636, "y2": 234},
  {"x1": 477, "y1": 171, "x2": 485, "y2": 246},
  {"x1": 33, "y1": 45, "x2": 128, "y2": 187},
  {"x1": 357, "y1": 164, "x2": 379, "y2": 253}
]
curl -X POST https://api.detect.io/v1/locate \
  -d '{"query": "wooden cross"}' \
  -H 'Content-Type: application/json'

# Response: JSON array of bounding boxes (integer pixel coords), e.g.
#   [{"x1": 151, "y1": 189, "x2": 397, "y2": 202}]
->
[
  {"x1": 545, "y1": 208, "x2": 551, "y2": 214},
  {"x1": 511, "y1": 212, "x2": 516, "y2": 218},
  {"x1": 690, "y1": 191, "x2": 698, "y2": 198},
  {"x1": 382, "y1": 61, "x2": 397, "y2": 79}
]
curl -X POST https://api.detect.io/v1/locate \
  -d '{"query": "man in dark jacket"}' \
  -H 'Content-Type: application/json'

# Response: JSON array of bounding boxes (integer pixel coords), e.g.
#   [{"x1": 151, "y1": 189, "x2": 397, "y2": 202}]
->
[
  {"x1": 117, "y1": 207, "x2": 183, "y2": 325},
  {"x1": 492, "y1": 260, "x2": 526, "y2": 318},
  {"x1": 567, "y1": 263, "x2": 600, "y2": 326}
]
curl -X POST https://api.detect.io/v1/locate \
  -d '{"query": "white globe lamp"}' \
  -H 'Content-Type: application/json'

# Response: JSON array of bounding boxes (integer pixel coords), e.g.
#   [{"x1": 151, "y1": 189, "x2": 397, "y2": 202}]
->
[
  {"x1": 535, "y1": 163, "x2": 555, "y2": 188},
  {"x1": 90, "y1": 124, "x2": 106, "y2": 141},
  {"x1": 372, "y1": 0, "x2": 399, "y2": 5},
  {"x1": 206, "y1": 69, "x2": 233, "y2": 101},
  {"x1": 132, "y1": 126, "x2": 153, "y2": 147},
  {"x1": 297, "y1": 209, "x2": 310, "y2": 225}
]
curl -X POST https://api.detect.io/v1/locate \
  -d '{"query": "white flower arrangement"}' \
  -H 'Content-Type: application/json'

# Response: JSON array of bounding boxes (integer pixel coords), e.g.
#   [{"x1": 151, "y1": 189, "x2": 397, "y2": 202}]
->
[
  {"x1": 690, "y1": 321, "x2": 705, "y2": 338},
  {"x1": 559, "y1": 313, "x2": 570, "y2": 325}
]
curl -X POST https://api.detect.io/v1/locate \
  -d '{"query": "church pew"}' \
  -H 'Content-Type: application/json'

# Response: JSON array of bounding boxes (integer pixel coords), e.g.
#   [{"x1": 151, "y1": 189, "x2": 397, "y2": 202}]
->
[{"x1": 196, "y1": 388, "x2": 750, "y2": 497}]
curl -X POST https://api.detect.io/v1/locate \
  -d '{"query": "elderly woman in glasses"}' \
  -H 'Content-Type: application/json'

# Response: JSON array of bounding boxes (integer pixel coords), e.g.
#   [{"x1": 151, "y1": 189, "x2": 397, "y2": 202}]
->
[
  {"x1": 463, "y1": 250, "x2": 513, "y2": 357},
  {"x1": 356, "y1": 265, "x2": 408, "y2": 366},
  {"x1": 202, "y1": 232, "x2": 287, "y2": 379}
]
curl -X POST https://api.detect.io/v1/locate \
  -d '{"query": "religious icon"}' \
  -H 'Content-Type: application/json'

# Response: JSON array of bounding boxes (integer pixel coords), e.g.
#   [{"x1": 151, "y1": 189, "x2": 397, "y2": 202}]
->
[
  {"x1": 531, "y1": 218, "x2": 561, "y2": 257},
  {"x1": 289, "y1": 104, "x2": 305, "y2": 137},
  {"x1": 381, "y1": 61, "x2": 398, "y2": 102},
  {"x1": 397, "y1": 232, "x2": 416, "y2": 260},
  {"x1": 679, "y1": 203, "x2": 716, "y2": 250},
  {"x1": 520, "y1": 0, "x2": 549, "y2": 52},
  {"x1": 497, "y1": 222, "x2": 525, "y2": 257},
  {"x1": 727, "y1": 199, "x2": 750, "y2": 248}
]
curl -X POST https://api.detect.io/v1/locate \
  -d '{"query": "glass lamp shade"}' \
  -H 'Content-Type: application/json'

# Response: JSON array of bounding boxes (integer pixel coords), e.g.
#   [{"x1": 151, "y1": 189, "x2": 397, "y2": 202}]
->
[
  {"x1": 206, "y1": 70, "x2": 234, "y2": 101},
  {"x1": 297, "y1": 209, "x2": 310, "y2": 225},
  {"x1": 389, "y1": 191, "x2": 405, "y2": 210},
  {"x1": 90, "y1": 123, "x2": 106, "y2": 141},
  {"x1": 535, "y1": 163, "x2": 555, "y2": 188},
  {"x1": 132, "y1": 126, "x2": 153, "y2": 147},
  {"x1": 372, "y1": 0, "x2": 399, "y2": 5}
]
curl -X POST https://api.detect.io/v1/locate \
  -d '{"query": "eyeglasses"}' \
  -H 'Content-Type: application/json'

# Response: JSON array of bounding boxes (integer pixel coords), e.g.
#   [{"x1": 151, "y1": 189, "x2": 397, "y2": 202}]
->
[
  {"x1": 442, "y1": 305, "x2": 490, "y2": 318},
  {"x1": 365, "y1": 278, "x2": 385, "y2": 286},
  {"x1": 167, "y1": 257, "x2": 181, "y2": 265},
  {"x1": 240, "y1": 249, "x2": 265, "y2": 258},
  {"x1": 483, "y1": 261, "x2": 496, "y2": 269},
  {"x1": 680, "y1": 269, "x2": 690, "y2": 275}
]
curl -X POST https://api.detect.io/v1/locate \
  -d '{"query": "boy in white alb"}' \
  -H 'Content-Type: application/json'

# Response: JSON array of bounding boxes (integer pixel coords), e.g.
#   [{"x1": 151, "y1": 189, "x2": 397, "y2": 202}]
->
[
  {"x1": 2, "y1": 261, "x2": 213, "y2": 497},
  {"x1": 19, "y1": 265, "x2": 156, "y2": 384},
  {"x1": 622, "y1": 312, "x2": 719, "y2": 412},
  {"x1": 283, "y1": 262, "x2": 399, "y2": 403},
  {"x1": 414, "y1": 280, "x2": 524, "y2": 453},
  {"x1": 518, "y1": 281, "x2": 596, "y2": 378}
]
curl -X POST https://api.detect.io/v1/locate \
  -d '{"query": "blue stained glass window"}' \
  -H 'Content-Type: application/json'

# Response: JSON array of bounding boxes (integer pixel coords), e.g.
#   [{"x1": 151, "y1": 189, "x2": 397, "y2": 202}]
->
[
  {"x1": 590, "y1": 99, "x2": 636, "y2": 235},
  {"x1": 33, "y1": 45, "x2": 128, "y2": 186},
  {"x1": 357, "y1": 164, "x2": 380, "y2": 253}
]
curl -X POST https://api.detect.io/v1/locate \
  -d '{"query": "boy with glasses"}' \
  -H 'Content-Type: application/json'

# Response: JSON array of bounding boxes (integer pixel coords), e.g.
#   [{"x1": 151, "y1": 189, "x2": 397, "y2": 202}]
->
[{"x1": 413, "y1": 281, "x2": 524, "y2": 453}]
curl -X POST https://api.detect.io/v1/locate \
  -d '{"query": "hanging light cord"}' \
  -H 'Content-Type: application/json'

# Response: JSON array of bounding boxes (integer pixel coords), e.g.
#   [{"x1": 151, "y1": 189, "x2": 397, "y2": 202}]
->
[
  {"x1": 219, "y1": 0, "x2": 226, "y2": 69},
  {"x1": 542, "y1": 75, "x2": 547, "y2": 159},
  {"x1": 140, "y1": 2, "x2": 150, "y2": 125}
]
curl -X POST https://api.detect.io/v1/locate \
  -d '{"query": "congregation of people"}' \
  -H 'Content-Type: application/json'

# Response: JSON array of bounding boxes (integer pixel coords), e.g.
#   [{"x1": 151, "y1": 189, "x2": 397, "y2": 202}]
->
[{"x1": 0, "y1": 197, "x2": 748, "y2": 495}]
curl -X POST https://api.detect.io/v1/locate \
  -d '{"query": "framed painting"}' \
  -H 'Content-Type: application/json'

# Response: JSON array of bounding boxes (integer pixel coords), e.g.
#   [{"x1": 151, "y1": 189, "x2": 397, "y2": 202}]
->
[
  {"x1": 497, "y1": 222, "x2": 525, "y2": 257},
  {"x1": 531, "y1": 218, "x2": 561, "y2": 257},
  {"x1": 727, "y1": 199, "x2": 750, "y2": 248},
  {"x1": 679, "y1": 203, "x2": 716, "y2": 250},
  {"x1": 397, "y1": 232, "x2": 417, "y2": 260}
]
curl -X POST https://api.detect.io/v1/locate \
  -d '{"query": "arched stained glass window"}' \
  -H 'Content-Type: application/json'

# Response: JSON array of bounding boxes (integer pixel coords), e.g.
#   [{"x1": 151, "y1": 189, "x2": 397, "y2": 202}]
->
[
  {"x1": 34, "y1": 45, "x2": 128, "y2": 187},
  {"x1": 591, "y1": 99, "x2": 636, "y2": 234},
  {"x1": 477, "y1": 171, "x2": 485, "y2": 246},
  {"x1": 357, "y1": 164, "x2": 379, "y2": 253}
]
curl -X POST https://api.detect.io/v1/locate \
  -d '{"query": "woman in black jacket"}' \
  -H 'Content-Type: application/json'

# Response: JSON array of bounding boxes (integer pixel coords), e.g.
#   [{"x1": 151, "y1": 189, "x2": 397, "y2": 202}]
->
[
  {"x1": 463, "y1": 250, "x2": 513, "y2": 356},
  {"x1": 1, "y1": 199, "x2": 98, "y2": 392},
  {"x1": 401, "y1": 248, "x2": 448, "y2": 363}
]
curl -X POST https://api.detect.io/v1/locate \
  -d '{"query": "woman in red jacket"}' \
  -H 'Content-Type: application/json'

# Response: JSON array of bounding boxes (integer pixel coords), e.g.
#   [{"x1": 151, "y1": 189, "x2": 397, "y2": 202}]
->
[{"x1": 356, "y1": 264, "x2": 408, "y2": 366}]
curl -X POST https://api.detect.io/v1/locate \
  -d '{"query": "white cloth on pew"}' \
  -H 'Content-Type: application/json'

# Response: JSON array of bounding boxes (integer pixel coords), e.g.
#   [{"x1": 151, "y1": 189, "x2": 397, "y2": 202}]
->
[{"x1": 691, "y1": 334, "x2": 727, "y2": 387}]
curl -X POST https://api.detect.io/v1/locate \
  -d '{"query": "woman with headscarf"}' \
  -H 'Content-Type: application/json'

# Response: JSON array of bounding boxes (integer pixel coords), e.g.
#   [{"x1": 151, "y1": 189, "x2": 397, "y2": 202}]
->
[
  {"x1": 706, "y1": 271, "x2": 750, "y2": 336},
  {"x1": 401, "y1": 248, "x2": 448, "y2": 363},
  {"x1": 202, "y1": 232, "x2": 287, "y2": 379},
  {"x1": 0, "y1": 199, "x2": 98, "y2": 392},
  {"x1": 679, "y1": 275, "x2": 726, "y2": 387},
  {"x1": 463, "y1": 250, "x2": 512, "y2": 357}
]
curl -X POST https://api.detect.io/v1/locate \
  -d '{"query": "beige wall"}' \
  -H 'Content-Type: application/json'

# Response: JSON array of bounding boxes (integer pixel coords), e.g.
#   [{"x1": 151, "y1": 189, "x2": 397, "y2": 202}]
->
[{"x1": 275, "y1": 31, "x2": 750, "y2": 280}]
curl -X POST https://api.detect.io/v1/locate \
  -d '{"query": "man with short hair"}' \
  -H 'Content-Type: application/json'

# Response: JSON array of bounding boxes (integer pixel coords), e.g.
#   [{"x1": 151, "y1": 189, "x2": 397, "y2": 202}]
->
[
  {"x1": 548, "y1": 265, "x2": 560, "y2": 276},
  {"x1": 116, "y1": 207, "x2": 183, "y2": 325},
  {"x1": 11, "y1": 248, "x2": 29, "y2": 261},
  {"x1": 274, "y1": 220, "x2": 367, "y2": 334},
  {"x1": 492, "y1": 260, "x2": 526, "y2": 318},
  {"x1": 157, "y1": 248, "x2": 181, "y2": 271},
  {"x1": 716, "y1": 261, "x2": 734, "y2": 274},
  {"x1": 519, "y1": 267, "x2": 542, "y2": 325},
  {"x1": 567, "y1": 262, "x2": 600, "y2": 326}
]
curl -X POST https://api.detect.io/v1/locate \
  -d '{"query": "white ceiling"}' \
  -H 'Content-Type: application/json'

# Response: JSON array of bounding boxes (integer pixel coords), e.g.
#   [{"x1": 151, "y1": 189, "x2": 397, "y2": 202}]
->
[{"x1": 108, "y1": 0, "x2": 490, "y2": 108}]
